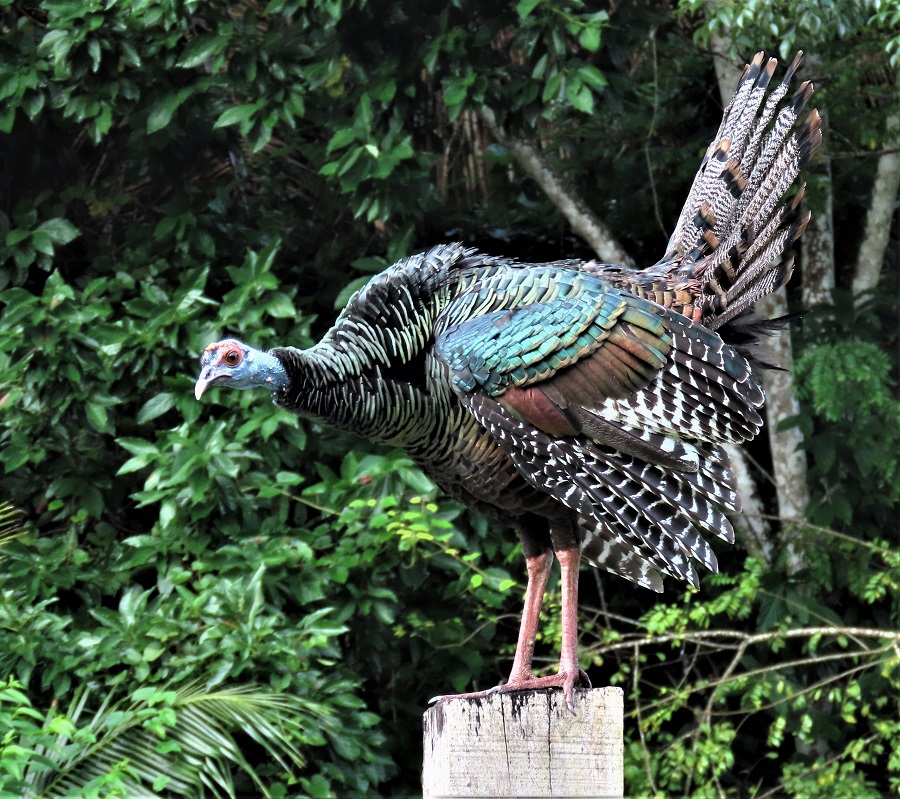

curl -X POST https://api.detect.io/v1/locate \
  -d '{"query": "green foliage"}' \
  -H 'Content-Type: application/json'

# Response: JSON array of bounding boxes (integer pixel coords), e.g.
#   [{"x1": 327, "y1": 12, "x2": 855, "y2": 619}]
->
[
  {"x1": 791, "y1": 293, "x2": 900, "y2": 529},
  {"x1": 683, "y1": 0, "x2": 900, "y2": 66},
  {"x1": 437, "y1": 1, "x2": 609, "y2": 121},
  {"x1": 0, "y1": 677, "x2": 336, "y2": 798},
  {"x1": 796, "y1": 337, "x2": 899, "y2": 514},
  {"x1": 681, "y1": 0, "x2": 900, "y2": 171},
  {"x1": 0, "y1": 232, "x2": 517, "y2": 791},
  {"x1": 602, "y1": 557, "x2": 900, "y2": 798}
]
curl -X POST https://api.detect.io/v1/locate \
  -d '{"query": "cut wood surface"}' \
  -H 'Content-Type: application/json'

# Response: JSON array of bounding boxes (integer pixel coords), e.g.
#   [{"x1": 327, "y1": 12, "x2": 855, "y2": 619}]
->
[{"x1": 422, "y1": 687, "x2": 623, "y2": 798}]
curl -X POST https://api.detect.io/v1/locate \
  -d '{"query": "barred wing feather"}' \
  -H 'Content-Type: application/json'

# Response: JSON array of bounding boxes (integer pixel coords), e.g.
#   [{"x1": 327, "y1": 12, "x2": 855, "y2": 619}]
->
[{"x1": 434, "y1": 267, "x2": 762, "y2": 587}]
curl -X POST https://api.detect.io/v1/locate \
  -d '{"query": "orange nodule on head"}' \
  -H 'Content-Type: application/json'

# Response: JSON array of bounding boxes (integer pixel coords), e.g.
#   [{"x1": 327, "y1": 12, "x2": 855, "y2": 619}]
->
[{"x1": 203, "y1": 339, "x2": 244, "y2": 364}]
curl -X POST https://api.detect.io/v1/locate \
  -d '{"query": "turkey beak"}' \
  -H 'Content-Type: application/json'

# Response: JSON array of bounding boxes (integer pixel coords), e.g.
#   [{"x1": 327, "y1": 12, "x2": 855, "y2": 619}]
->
[
  {"x1": 195, "y1": 367, "x2": 224, "y2": 400},
  {"x1": 194, "y1": 377, "x2": 209, "y2": 401}
]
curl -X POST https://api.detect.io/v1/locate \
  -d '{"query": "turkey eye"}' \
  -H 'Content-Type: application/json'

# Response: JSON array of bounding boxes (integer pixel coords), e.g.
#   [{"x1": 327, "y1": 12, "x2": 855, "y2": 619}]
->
[{"x1": 223, "y1": 350, "x2": 241, "y2": 367}]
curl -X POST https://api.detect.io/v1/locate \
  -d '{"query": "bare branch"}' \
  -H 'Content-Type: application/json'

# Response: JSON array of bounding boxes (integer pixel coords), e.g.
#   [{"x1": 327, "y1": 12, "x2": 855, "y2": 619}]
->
[
  {"x1": 585, "y1": 624, "x2": 900, "y2": 658},
  {"x1": 642, "y1": 31, "x2": 667, "y2": 239},
  {"x1": 478, "y1": 106, "x2": 635, "y2": 266},
  {"x1": 633, "y1": 643, "x2": 658, "y2": 794}
]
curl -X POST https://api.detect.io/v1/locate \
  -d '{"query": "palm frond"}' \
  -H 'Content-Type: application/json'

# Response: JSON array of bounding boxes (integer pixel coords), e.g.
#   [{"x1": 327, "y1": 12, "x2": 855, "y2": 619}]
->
[
  {"x1": 26, "y1": 681, "x2": 336, "y2": 798},
  {"x1": 0, "y1": 501, "x2": 24, "y2": 549}
]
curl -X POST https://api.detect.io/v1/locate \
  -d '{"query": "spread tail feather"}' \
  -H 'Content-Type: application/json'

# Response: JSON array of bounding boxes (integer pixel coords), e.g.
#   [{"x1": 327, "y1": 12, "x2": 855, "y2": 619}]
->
[{"x1": 605, "y1": 52, "x2": 823, "y2": 335}]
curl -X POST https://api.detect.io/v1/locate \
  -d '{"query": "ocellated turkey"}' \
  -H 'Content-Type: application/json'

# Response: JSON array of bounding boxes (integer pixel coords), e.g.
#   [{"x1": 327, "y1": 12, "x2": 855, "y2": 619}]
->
[{"x1": 195, "y1": 53, "x2": 821, "y2": 712}]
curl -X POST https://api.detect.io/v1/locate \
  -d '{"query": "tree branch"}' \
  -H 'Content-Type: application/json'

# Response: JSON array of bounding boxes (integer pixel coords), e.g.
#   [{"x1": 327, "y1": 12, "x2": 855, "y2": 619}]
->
[{"x1": 478, "y1": 106, "x2": 635, "y2": 266}]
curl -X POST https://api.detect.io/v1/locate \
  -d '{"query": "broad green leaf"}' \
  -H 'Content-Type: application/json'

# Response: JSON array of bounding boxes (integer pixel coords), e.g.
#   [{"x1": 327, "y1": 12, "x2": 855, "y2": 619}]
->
[
  {"x1": 159, "y1": 500, "x2": 176, "y2": 528},
  {"x1": 177, "y1": 33, "x2": 231, "y2": 69},
  {"x1": 568, "y1": 81, "x2": 594, "y2": 114},
  {"x1": 117, "y1": 455, "x2": 152, "y2": 475},
  {"x1": 147, "y1": 88, "x2": 193, "y2": 134},
  {"x1": 443, "y1": 77, "x2": 471, "y2": 107},
  {"x1": 327, "y1": 127, "x2": 357, "y2": 154},
  {"x1": 579, "y1": 25, "x2": 601, "y2": 51},
  {"x1": 516, "y1": 0, "x2": 541, "y2": 19},
  {"x1": 137, "y1": 393, "x2": 175, "y2": 424},
  {"x1": 5, "y1": 228, "x2": 31, "y2": 247},
  {"x1": 333, "y1": 276, "x2": 369, "y2": 309},
  {"x1": 37, "y1": 217, "x2": 80, "y2": 245},
  {"x1": 30, "y1": 230, "x2": 54, "y2": 256},
  {"x1": 265, "y1": 292, "x2": 295, "y2": 318},
  {"x1": 117, "y1": 438, "x2": 159, "y2": 457},
  {"x1": 350, "y1": 256, "x2": 387, "y2": 273},
  {"x1": 85, "y1": 401, "x2": 112, "y2": 433},
  {"x1": 577, "y1": 64, "x2": 607, "y2": 86},
  {"x1": 0, "y1": 106, "x2": 15, "y2": 133},
  {"x1": 213, "y1": 103, "x2": 259, "y2": 129}
]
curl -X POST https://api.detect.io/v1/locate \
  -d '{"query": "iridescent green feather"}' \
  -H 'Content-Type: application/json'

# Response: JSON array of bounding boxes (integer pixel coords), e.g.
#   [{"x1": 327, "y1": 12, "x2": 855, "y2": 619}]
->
[{"x1": 435, "y1": 269, "x2": 673, "y2": 397}]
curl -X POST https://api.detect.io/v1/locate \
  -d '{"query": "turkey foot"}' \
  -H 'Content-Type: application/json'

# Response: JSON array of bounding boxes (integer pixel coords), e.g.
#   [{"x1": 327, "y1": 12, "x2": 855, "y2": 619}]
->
[
  {"x1": 430, "y1": 542, "x2": 589, "y2": 713},
  {"x1": 430, "y1": 666, "x2": 591, "y2": 714}
]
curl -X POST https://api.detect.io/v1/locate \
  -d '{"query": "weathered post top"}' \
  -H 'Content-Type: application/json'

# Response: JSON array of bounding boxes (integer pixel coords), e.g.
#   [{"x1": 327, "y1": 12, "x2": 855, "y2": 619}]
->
[{"x1": 422, "y1": 687, "x2": 624, "y2": 798}]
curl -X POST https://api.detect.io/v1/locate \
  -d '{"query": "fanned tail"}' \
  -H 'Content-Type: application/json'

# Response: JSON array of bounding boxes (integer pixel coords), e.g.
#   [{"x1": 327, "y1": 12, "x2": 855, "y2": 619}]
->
[
  {"x1": 604, "y1": 52, "x2": 822, "y2": 331},
  {"x1": 677, "y1": 52, "x2": 821, "y2": 329}
]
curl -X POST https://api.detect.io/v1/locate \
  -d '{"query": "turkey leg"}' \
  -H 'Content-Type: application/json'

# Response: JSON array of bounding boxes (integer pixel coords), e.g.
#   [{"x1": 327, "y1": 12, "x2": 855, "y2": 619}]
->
[
  {"x1": 429, "y1": 545, "x2": 590, "y2": 713},
  {"x1": 505, "y1": 547, "x2": 553, "y2": 681},
  {"x1": 492, "y1": 545, "x2": 589, "y2": 713}
]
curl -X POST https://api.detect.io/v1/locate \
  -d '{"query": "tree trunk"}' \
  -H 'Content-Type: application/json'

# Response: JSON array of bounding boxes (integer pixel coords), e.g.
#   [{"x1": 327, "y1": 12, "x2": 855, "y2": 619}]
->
[
  {"x1": 800, "y1": 59, "x2": 836, "y2": 308},
  {"x1": 852, "y1": 107, "x2": 900, "y2": 300},
  {"x1": 754, "y1": 289, "x2": 809, "y2": 574},
  {"x1": 478, "y1": 106, "x2": 635, "y2": 267},
  {"x1": 800, "y1": 166, "x2": 836, "y2": 308},
  {"x1": 708, "y1": 28, "x2": 740, "y2": 105},
  {"x1": 722, "y1": 443, "x2": 773, "y2": 565}
]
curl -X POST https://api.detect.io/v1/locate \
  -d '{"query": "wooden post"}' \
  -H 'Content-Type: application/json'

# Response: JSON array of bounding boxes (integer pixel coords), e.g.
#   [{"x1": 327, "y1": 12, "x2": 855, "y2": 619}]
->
[{"x1": 422, "y1": 687, "x2": 623, "y2": 798}]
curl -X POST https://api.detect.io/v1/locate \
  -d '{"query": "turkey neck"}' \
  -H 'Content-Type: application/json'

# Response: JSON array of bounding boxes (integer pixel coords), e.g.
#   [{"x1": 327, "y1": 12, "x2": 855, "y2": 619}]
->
[
  {"x1": 268, "y1": 342, "x2": 447, "y2": 448},
  {"x1": 266, "y1": 244, "x2": 502, "y2": 446}
]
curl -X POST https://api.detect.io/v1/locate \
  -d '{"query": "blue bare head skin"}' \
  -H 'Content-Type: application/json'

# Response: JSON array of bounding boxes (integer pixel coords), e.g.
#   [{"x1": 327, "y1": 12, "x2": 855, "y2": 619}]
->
[{"x1": 194, "y1": 338, "x2": 289, "y2": 400}]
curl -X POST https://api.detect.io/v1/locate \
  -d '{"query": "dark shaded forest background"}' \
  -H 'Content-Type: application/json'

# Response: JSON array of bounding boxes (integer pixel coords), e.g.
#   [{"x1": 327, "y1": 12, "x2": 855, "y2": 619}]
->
[{"x1": 1, "y1": 0, "x2": 898, "y2": 796}]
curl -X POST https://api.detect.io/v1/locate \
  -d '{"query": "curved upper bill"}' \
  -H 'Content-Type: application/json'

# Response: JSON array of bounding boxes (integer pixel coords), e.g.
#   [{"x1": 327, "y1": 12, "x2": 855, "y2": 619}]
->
[
  {"x1": 194, "y1": 366, "x2": 224, "y2": 400},
  {"x1": 194, "y1": 377, "x2": 210, "y2": 401}
]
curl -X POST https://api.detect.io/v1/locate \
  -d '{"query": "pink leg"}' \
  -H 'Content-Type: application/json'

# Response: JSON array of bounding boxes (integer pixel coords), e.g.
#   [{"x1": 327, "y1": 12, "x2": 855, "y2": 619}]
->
[
  {"x1": 431, "y1": 545, "x2": 590, "y2": 714},
  {"x1": 506, "y1": 549, "x2": 553, "y2": 682},
  {"x1": 553, "y1": 545, "x2": 590, "y2": 712}
]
